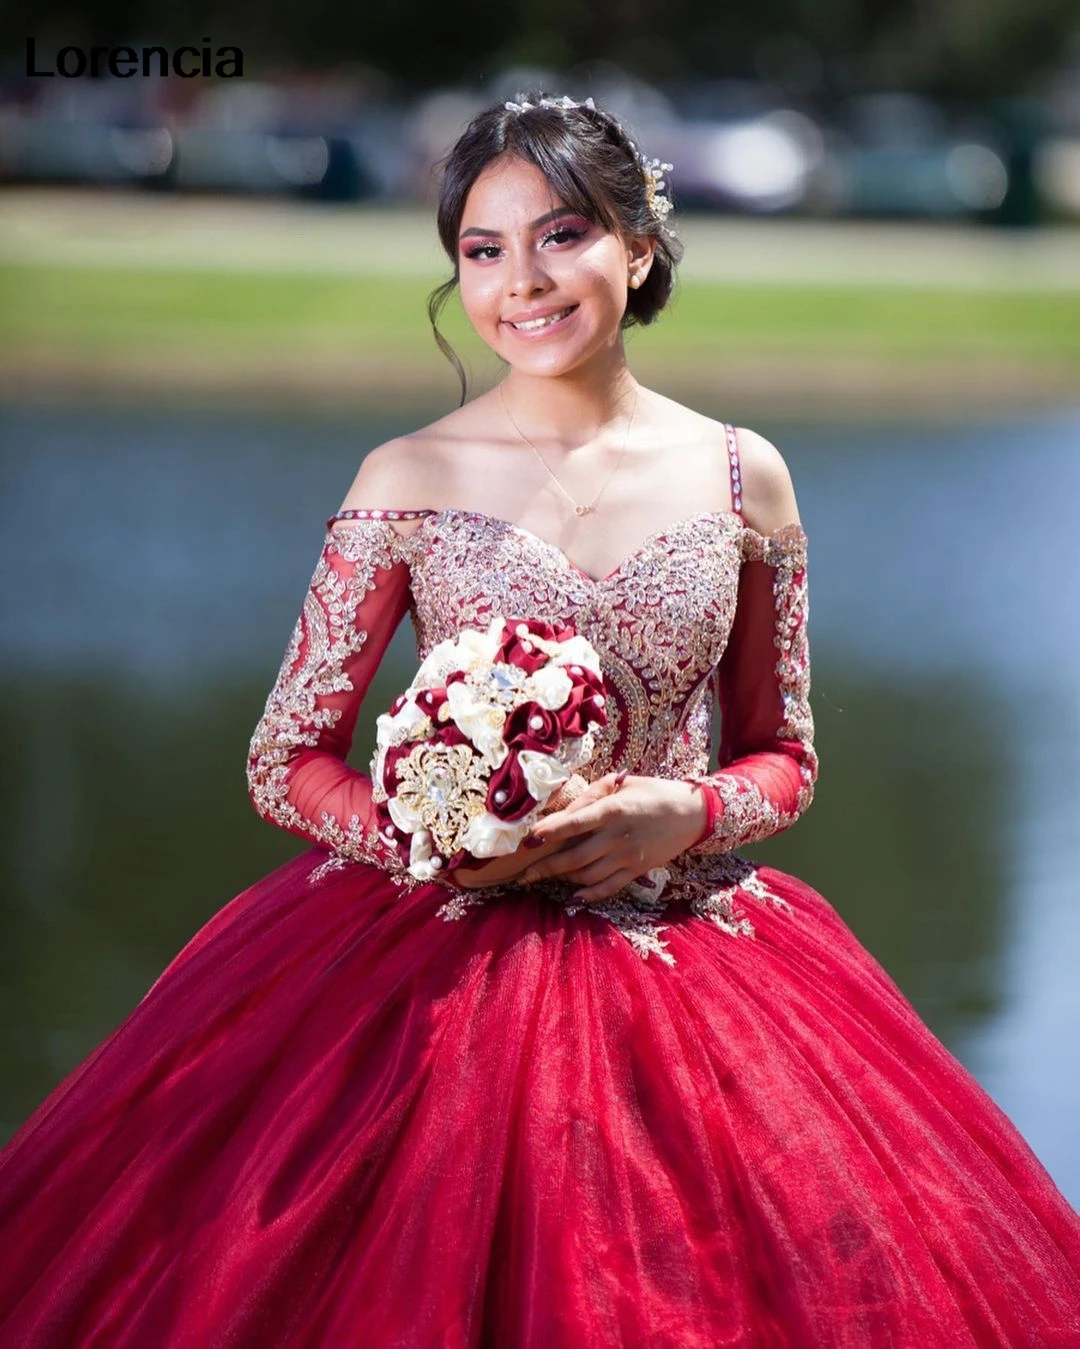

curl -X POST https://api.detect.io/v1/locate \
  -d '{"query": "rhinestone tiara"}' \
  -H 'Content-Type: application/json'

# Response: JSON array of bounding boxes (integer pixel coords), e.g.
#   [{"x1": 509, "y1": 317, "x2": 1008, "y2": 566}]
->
[{"x1": 502, "y1": 93, "x2": 676, "y2": 232}]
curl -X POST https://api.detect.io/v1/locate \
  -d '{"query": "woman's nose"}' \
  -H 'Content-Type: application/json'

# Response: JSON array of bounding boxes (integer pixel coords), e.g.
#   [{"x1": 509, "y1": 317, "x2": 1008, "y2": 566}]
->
[{"x1": 505, "y1": 249, "x2": 551, "y2": 297}]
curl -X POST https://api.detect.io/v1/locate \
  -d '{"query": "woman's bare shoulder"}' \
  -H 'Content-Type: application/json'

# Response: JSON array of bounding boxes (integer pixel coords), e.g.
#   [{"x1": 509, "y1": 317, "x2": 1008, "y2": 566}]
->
[
  {"x1": 337, "y1": 437, "x2": 433, "y2": 513},
  {"x1": 644, "y1": 393, "x2": 801, "y2": 532},
  {"x1": 336, "y1": 401, "x2": 495, "y2": 519},
  {"x1": 731, "y1": 425, "x2": 803, "y2": 536}
]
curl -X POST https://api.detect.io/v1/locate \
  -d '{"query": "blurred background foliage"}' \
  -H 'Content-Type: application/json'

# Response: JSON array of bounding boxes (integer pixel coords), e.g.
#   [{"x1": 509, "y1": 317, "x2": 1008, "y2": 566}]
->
[
  {"x1": 3, "y1": 0, "x2": 1080, "y2": 228},
  {"x1": 7, "y1": 0, "x2": 1080, "y2": 98}
]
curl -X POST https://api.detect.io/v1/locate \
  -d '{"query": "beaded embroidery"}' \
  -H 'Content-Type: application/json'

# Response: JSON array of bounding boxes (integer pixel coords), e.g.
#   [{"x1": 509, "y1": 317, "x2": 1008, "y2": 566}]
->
[
  {"x1": 681, "y1": 521, "x2": 817, "y2": 855},
  {"x1": 725, "y1": 421, "x2": 742, "y2": 516},
  {"x1": 246, "y1": 519, "x2": 412, "y2": 874},
  {"x1": 248, "y1": 429, "x2": 815, "y2": 963},
  {"x1": 330, "y1": 508, "x2": 436, "y2": 523}
]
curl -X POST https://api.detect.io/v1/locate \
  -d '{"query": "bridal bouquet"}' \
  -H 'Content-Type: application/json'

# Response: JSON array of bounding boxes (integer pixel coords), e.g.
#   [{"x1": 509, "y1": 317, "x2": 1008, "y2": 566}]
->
[{"x1": 370, "y1": 615, "x2": 609, "y2": 881}]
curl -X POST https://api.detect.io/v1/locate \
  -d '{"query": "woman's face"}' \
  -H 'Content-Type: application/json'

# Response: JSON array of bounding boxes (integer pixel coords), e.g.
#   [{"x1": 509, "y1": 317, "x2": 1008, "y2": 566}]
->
[{"x1": 456, "y1": 153, "x2": 653, "y2": 378}]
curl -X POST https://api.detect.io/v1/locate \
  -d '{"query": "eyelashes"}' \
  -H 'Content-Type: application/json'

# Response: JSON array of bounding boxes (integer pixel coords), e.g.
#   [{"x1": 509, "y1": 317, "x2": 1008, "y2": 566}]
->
[{"x1": 463, "y1": 225, "x2": 586, "y2": 261}]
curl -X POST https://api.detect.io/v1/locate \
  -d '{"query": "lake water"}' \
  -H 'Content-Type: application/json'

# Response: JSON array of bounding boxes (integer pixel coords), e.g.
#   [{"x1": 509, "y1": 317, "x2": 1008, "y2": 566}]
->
[{"x1": 1, "y1": 399, "x2": 1078, "y2": 1207}]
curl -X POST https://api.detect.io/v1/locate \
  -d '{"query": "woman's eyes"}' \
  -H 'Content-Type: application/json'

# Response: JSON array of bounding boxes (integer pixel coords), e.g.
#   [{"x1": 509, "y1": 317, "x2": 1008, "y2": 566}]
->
[{"x1": 464, "y1": 226, "x2": 585, "y2": 260}]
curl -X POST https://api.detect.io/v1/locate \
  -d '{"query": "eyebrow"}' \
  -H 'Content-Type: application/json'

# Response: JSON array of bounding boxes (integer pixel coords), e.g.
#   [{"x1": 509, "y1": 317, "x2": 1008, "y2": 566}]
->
[{"x1": 459, "y1": 207, "x2": 578, "y2": 241}]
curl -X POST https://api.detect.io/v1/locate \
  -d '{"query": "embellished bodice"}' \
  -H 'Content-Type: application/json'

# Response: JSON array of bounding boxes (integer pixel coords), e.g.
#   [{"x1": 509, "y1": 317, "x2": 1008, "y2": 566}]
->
[
  {"x1": 393, "y1": 506, "x2": 747, "y2": 785},
  {"x1": 246, "y1": 424, "x2": 817, "y2": 965}
]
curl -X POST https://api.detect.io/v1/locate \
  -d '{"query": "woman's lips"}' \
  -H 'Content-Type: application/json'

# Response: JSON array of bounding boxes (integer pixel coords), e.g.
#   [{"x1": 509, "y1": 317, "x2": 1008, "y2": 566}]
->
[{"x1": 504, "y1": 304, "x2": 579, "y2": 337}]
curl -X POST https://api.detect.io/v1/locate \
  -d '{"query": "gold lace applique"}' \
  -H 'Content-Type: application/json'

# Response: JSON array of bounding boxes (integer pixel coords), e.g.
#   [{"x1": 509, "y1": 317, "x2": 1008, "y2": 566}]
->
[
  {"x1": 246, "y1": 520, "x2": 409, "y2": 872},
  {"x1": 435, "y1": 887, "x2": 496, "y2": 922},
  {"x1": 562, "y1": 897, "x2": 675, "y2": 964},
  {"x1": 670, "y1": 852, "x2": 793, "y2": 938},
  {"x1": 434, "y1": 874, "x2": 677, "y2": 964},
  {"x1": 430, "y1": 855, "x2": 790, "y2": 963},
  {"x1": 684, "y1": 522, "x2": 817, "y2": 855},
  {"x1": 308, "y1": 854, "x2": 354, "y2": 885}
]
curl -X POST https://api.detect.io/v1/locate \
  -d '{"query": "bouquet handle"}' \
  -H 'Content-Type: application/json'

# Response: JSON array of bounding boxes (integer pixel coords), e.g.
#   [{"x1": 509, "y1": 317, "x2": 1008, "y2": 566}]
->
[{"x1": 539, "y1": 772, "x2": 589, "y2": 816}]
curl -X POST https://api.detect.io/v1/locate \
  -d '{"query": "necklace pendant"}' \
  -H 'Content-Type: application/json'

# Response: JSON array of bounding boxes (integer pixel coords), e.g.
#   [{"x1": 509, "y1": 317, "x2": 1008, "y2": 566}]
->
[{"x1": 575, "y1": 504, "x2": 593, "y2": 516}]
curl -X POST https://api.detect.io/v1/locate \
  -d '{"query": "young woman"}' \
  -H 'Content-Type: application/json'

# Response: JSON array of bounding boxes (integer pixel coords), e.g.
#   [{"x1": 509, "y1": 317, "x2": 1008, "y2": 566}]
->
[{"x1": 1, "y1": 92, "x2": 1078, "y2": 1347}]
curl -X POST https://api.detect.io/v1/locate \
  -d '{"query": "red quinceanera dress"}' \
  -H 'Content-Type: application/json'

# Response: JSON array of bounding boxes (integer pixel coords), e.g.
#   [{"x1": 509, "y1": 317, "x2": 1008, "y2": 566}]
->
[{"x1": 1, "y1": 425, "x2": 1078, "y2": 1348}]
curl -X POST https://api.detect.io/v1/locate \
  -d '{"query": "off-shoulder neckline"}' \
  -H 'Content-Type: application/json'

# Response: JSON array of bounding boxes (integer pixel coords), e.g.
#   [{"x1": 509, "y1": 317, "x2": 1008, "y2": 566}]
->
[{"x1": 327, "y1": 506, "x2": 806, "y2": 586}]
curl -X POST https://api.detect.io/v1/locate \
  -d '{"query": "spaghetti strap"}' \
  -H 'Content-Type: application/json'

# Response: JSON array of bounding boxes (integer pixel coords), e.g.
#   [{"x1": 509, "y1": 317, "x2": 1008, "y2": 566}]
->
[
  {"x1": 723, "y1": 423, "x2": 743, "y2": 519},
  {"x1": 325, "y1": 507, "x2": 437, "y2": 530}
]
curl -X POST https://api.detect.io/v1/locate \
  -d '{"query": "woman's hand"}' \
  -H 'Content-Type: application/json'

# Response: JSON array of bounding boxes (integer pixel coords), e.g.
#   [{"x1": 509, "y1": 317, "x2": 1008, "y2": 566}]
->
[
  {"x1": 451, "y1": 831, "x2": 572, "y2": 889},
  {"x1": 511, "y1": 772, "x2": 707, "y2": 904},
  {"x1": 449, "y1": 773, "x2": 602, "y2": 890}
]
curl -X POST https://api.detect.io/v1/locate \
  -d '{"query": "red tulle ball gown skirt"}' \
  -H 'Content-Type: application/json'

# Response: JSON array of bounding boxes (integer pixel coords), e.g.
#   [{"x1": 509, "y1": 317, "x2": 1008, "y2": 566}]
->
[{"x1": 1, "y1": 849, "x2": 1078, "y2": 1348}]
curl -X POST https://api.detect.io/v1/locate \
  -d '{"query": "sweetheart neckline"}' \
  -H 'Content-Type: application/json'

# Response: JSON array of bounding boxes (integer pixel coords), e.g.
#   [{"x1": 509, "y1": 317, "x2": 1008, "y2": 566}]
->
[
  {"x1": 412, "y1": 506, "x2": 747, "y2": 586},
  {"x1": 329, "y1": 505, "x2": 808, "y2": 584}
]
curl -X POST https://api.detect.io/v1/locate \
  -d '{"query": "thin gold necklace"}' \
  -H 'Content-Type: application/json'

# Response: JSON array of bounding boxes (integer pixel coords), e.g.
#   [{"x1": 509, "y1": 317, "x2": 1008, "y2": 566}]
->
[{"x1": 499, "y1": 382, "x2": 639, "y2": 517}]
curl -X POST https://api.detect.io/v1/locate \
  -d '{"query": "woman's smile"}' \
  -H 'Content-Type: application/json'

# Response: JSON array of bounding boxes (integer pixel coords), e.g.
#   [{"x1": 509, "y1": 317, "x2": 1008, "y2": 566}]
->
[{"x1": 504, "y1": 303, "x2": 580, "y2": 337}]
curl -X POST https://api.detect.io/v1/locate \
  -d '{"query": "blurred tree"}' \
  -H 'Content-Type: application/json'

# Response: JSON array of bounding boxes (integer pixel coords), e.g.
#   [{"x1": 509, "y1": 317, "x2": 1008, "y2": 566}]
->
[{"x1": 3, "y1": 0, "x2": 1077, "y2": 99}]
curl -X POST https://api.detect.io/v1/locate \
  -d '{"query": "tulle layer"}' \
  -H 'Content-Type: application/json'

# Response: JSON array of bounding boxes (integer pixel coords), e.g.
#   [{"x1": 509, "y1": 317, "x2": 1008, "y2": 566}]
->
[{"x1": 1, "y1": 852, "x2": 1078, "y2": 1348}]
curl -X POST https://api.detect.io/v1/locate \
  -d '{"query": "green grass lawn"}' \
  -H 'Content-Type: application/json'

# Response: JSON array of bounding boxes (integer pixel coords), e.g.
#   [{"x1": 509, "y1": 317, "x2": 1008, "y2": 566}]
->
[
  {"x1": 4, "y1": 264, "x2": 1077, "y2": 359},
  {"x1": 2, "y1": 262, "x2": 1077, "y2": 412}
]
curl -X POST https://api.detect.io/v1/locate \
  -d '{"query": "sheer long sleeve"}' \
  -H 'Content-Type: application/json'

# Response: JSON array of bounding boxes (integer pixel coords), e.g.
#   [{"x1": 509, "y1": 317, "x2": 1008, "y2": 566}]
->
[
  {"x1": 246, "y1": 515, "x2": 414, "y2": 867},
  {"x1": 681, "y1": 521, "x2": 818, "y2": 855}
]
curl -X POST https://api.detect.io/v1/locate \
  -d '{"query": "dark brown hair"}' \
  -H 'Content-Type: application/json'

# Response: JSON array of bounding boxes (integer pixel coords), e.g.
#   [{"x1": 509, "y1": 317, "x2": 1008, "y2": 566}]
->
[{"x1": 427, "y1": 91, "x2": 684, "y2": 404}]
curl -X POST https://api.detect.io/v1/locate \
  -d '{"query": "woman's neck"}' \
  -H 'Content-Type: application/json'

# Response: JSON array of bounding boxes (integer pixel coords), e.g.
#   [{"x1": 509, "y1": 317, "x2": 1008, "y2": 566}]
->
[{"x1": 499, "y1": 358, "x2": 641, "y2": 456}]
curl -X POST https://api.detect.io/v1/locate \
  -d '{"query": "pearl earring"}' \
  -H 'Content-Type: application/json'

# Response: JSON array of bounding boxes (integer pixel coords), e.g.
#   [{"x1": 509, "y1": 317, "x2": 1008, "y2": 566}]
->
[{"x1": 629, "y1": 276, "x2": 641, "y2": 288}]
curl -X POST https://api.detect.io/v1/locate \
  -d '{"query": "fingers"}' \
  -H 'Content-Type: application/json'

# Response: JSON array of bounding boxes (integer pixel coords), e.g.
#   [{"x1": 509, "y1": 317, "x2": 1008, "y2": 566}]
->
[
  {"x1": 519, "y1": 844, "x2": 595, "y2": 885},
  {"x1": 528, "y1": 772, "x2": 625, "y2": 845},
  {"x1": 572, "y1": 868, "x2": 639, "y2": 904},
  {"x1": 520, "y1": 774, "x2": 636, "y2": 889},
  {"x1": 520, "y1": 846, "x2": 626, "y2": 890},
  {"x1": 520, "y1": 859, "x2": 634, "y2": 904}
]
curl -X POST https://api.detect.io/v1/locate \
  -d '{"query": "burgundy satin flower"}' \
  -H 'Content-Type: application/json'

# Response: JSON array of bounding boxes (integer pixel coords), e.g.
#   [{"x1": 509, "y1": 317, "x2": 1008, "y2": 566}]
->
[
  {"x1": 373, "y1": 798, "x2": 411, "y2": 864},
  {"x1": 486, "y1": 750, "x2": 538, "y2": 820},
  {"x1": 412, "y1": 686, "x2": 470, "y2": 747},
  {"x1": 413, "y1": 685, "x2": 451, "y2": 725},
  {"x1": 503, "y1": 700, "x2": 561, "y2": 753},
  {"x1": 494, "y1": 639, "x2": 547, "y2": 676},
  {"x1": 380, "y1": 742, "x2": 415, "y2": 790},
  {"x1": 493, "y1": 617, "x2": 579, "y2": 674},
  {"x1": 554, "y1": 670, "x2": 608, "y2": 737},
  {"x1": 431, "y1": 721, "x2": 470, "y2": 749}
]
